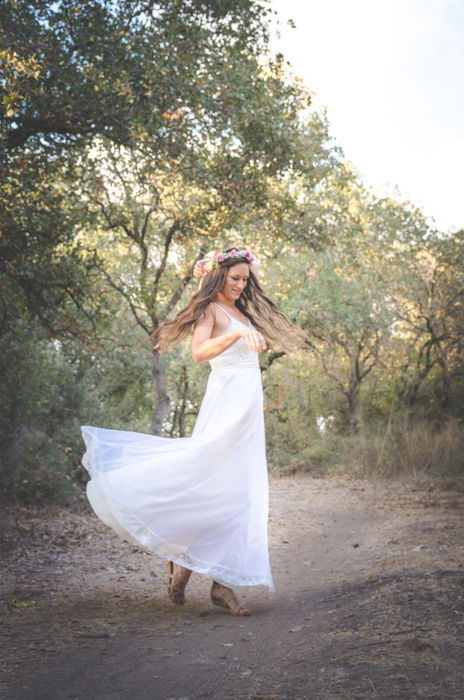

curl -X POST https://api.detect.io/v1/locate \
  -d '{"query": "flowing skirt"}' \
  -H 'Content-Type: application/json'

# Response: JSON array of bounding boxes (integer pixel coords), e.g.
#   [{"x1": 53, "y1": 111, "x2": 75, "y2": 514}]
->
[{"x1": 81, "y1": 363, "x2": 274, "y2": 590}]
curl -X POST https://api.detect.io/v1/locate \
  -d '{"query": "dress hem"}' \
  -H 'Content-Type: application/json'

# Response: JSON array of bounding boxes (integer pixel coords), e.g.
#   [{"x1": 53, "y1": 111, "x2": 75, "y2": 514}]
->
[{"x1": 87, "y1": 477, "x2": 275, "y2": 592}]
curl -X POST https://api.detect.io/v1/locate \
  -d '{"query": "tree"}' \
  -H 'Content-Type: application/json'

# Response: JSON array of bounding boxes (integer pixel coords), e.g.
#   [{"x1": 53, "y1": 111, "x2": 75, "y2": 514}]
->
[
  {"x1": 302, "y1": 248, "x2": 393, "y2": 433},
  {"x1": 260, "y1": 168, "x2": 395, "y2": 434},
  {"x1": 0, "y1": 150, "x2": 100, "y2": 338},
  {"x1": 1, "y1": 0, "x2": 301, "y2": 332},
  {"x1": 387, "y1": 231, "x2": 464, "y2": 419},
  {"x1": 1, "y1": 1, "x2": 274, "y2": 150}
]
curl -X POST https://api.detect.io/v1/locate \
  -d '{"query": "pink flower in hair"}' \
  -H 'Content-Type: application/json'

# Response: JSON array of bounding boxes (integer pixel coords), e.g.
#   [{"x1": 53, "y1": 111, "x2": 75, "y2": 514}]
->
[
  {"x1": 217, "y1": 253, "x2": 225, "y2": 263},
  {"x1": 245, "y1": 250, "x2": 254, "y2": 261},
  {"x1": 229, "y1": 249, "x2": 237, "y2": 257}
]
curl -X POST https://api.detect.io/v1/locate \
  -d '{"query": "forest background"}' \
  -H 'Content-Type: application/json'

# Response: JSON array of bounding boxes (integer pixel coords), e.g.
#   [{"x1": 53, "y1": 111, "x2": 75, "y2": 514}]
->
[{"x1": 1, "y1": 0, "x2": 463, "y2": 506}]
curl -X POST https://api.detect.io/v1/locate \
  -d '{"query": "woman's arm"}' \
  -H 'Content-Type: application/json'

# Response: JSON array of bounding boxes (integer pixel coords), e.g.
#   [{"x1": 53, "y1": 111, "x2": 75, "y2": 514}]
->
[
  {"x1": 191, "y1": 306, "x2": 266, "y2": 363},
  {"x1": 191, "y1": 324, "x2": 243, "y2": 363}
]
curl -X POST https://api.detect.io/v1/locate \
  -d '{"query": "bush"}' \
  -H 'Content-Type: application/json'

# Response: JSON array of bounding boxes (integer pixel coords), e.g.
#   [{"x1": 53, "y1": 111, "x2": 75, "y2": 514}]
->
[
  {"x1": 4, "y1": 426, "x2": 83, "y2": 504},
  {"x1": 0, "y1": 329, "x2": 90, "y2": 504}
]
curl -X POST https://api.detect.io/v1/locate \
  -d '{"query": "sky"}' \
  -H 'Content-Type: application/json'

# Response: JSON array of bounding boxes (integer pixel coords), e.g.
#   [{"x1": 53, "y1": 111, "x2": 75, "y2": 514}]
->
[{"x1": 271, "y1": 0, "x2": 464, "y2": 232}]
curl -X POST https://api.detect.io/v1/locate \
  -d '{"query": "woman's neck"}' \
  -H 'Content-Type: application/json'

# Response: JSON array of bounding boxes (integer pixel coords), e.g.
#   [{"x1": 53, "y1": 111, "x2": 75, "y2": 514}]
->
[{"x1": 215, "y1": 294, "x2": 236, "y2": 309}]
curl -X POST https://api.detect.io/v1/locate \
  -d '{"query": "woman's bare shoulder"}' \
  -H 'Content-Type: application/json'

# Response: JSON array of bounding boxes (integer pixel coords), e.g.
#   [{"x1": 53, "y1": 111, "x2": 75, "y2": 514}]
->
[{"x1": 195, "y1": 303, "x2": 215, "y2": 328}]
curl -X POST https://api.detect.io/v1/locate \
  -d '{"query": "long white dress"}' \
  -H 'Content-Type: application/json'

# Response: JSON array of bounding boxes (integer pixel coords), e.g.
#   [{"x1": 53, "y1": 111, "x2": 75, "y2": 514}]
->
[{"x1": 81, "y1": 307, "x2": 274, "y2": 591}]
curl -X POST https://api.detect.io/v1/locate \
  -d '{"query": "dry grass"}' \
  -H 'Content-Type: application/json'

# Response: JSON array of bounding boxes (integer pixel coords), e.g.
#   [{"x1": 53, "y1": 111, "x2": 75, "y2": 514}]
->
[{"x1": 332, "y1": 419, "x2": 464, "y2": 478}]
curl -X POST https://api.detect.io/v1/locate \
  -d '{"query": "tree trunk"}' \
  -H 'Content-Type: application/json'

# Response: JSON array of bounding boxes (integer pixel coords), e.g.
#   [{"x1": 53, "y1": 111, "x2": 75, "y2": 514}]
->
[
  {"x1": 347, "y1": 385, "x2": 362, "y2": 435},
  {"x1": 438, "y1": 362, "x2": 452, "y2": 421},
  {"x1": 177, "y1": 365, "x2": 189, "y2": 438},
  {"x1": 150, "y1": 349, "x2": 170, "y2": 435}
]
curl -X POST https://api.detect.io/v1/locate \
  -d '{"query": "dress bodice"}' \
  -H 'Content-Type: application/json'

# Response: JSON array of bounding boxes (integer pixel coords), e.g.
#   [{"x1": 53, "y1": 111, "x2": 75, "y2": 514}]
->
[{"x1": 209, "y1": 305, "x2": 259, "y2": 370}]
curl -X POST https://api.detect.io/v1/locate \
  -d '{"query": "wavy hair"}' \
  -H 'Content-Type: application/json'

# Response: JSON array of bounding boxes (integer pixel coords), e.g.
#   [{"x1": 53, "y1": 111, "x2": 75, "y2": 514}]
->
[{"x1": 153, "y1": 253, "x2": 306, "y2": 353}]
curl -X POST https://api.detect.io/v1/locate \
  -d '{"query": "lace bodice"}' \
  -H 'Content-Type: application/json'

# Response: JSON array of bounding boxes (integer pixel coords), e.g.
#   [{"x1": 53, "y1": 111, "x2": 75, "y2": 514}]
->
[{"x1": 209, "y1": 305, "x2": 259, "y2": 370}]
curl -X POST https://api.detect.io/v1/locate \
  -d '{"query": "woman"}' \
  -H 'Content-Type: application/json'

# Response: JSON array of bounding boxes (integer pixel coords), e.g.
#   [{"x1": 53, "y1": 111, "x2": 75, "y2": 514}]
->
[{"x1": 81, "y1": 247, "x2": 304, "y2": 616}]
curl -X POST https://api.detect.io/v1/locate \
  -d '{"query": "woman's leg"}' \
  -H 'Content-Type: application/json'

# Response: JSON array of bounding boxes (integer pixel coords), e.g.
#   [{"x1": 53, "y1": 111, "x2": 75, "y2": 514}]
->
[
  {"x1": 210, "y1": 581, "x2": 251, "y2": 616},
  {"x1": 167, "y1": 561, "x2": 192, "y2": 605}
]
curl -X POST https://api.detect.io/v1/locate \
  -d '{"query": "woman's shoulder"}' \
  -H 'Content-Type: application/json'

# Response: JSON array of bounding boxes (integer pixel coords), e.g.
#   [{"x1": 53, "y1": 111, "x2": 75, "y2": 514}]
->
[
  {"x1": 202, "y1": 303, "x2": 217, "y2": 319},
  {"x1": 195, "y1": 303, "x2": 216, "y2": 328}
]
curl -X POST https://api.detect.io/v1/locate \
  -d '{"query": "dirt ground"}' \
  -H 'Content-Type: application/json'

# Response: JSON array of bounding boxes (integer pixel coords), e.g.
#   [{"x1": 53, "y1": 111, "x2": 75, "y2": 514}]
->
[{"x1": 1, "y1": 476, "x2": 463, "y2": 700}]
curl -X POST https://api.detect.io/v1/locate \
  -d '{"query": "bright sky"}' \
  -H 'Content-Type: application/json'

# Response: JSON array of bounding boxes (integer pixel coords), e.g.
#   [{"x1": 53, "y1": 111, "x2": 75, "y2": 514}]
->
[{"x1": 271, "y1": 0, "x2": 464, "y2": 232}]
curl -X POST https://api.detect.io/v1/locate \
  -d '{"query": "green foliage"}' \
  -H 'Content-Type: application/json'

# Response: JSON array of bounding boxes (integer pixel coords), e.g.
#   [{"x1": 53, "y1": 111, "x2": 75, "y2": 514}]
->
[
  {"x1": 0, "y1": 307, "x2": 156, "y2": 503},
  {"x1": 163, "y1": 342, "x2": 210, "y2": 437},
  {"x1": 0, "y1": 150, "x2": 98, "y2": 338},
  {"x1": 0, "y1": 324, "x2": 86, "y2": 503},
  {"x1": 1, "y1": 0, "x2": 273, "y2": 151},
  {"x1": 263, "y1": 352, "x2": 336, "y2": 473}
]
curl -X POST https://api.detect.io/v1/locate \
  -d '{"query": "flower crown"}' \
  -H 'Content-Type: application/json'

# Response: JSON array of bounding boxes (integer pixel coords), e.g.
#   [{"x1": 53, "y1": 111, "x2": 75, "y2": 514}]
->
[{"x1": 206, "y1": 248, "x2": 254, "y2": 272}]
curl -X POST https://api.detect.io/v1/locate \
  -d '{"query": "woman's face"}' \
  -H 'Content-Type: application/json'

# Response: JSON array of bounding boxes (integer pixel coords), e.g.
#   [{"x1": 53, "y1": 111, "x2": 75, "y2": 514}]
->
[{"x1": 221, "y1": 262, "x2": 250, "y2": 302}]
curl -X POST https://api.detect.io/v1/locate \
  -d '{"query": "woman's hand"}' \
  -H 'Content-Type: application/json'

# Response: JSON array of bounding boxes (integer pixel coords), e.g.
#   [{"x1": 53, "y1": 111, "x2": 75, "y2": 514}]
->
[
  {"x1": 193, "y1": 258, "x2": 209, "y2": 278},
  {"x1": 239, "y1": 326, "x2": 267, "y2": 353}
]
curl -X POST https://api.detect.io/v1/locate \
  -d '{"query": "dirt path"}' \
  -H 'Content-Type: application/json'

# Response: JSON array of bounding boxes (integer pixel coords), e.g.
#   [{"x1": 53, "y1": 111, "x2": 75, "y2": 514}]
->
[{"x1": 2, "y1": 476, "x2": 463, "y2": 700}]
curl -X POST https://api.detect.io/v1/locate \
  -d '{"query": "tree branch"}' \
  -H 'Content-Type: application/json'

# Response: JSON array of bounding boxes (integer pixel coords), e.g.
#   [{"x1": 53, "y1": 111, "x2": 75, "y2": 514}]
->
[{"x1": 97, "y1": 265, "x2": 152, "y2": 335}]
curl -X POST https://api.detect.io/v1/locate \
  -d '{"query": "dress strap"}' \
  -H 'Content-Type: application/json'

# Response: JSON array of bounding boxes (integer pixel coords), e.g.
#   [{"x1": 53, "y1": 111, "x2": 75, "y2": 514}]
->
[
  {"x1": 213, "y1": 303, "x2": 236, "y2": 321},
  {"x1": 213, "y1": 303, "x2": 252, "y2": 328}
]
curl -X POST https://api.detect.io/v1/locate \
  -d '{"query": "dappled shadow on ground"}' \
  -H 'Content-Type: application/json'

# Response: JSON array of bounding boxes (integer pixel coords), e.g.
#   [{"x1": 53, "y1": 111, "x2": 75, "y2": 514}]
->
[
  {"x1": 279, "y1": 569, "x2": 464, "y2": 699},
  {"x1": 1, "y1": 477, "x2": 463, "y2": 699}
]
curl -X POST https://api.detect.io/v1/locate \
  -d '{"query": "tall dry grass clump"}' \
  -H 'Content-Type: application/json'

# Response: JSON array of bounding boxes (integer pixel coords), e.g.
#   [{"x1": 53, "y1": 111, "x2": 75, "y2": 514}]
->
[{"x1": 334, "y1": 419, "x2": 464, "y2": 478}]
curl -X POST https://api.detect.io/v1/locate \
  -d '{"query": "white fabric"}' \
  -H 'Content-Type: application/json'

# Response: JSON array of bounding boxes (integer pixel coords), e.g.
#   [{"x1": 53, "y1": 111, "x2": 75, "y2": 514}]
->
[{"x1": 81, "y1": 310, "x2": 274, "y2": 591}]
